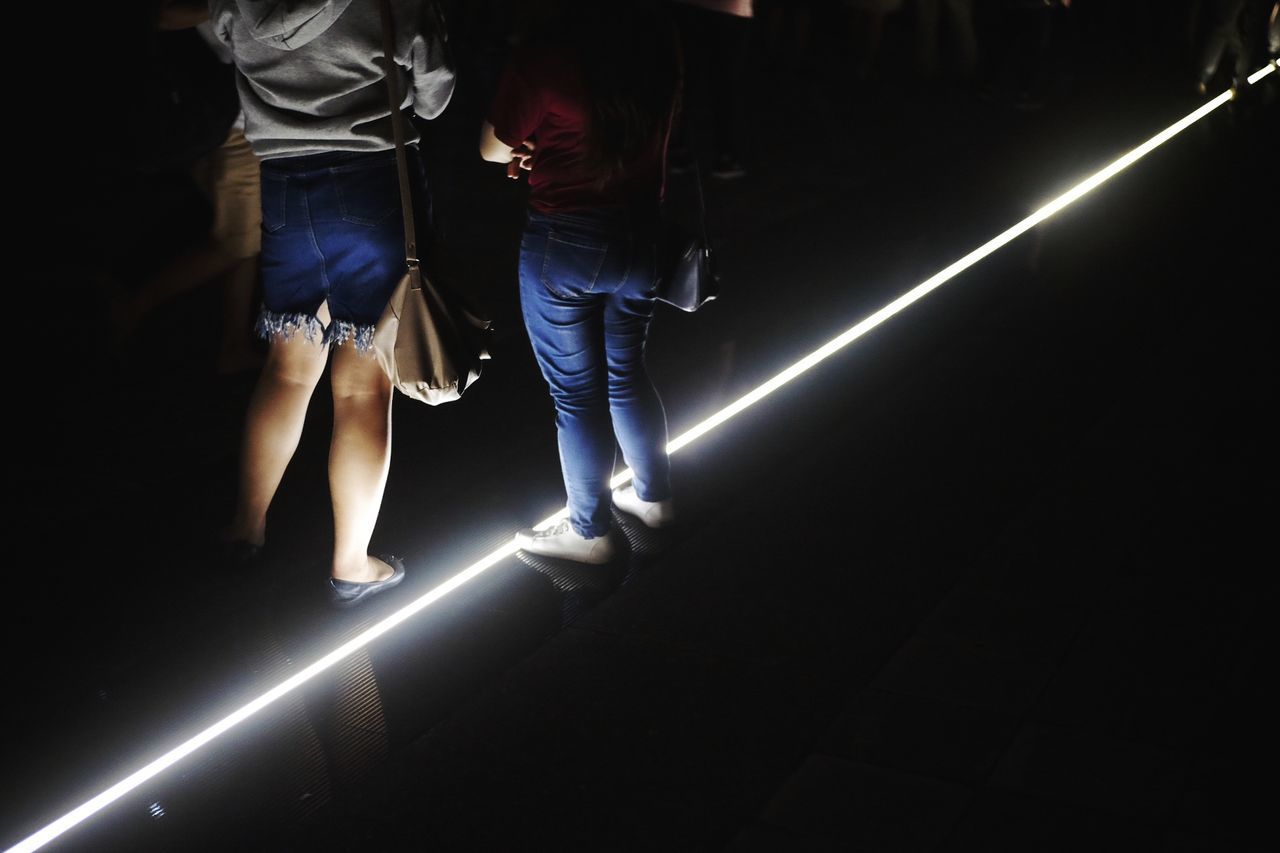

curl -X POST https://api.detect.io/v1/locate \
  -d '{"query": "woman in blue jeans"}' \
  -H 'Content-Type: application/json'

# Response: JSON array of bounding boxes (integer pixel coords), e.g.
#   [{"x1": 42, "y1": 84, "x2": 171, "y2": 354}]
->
[
  {"x1": 481, "y1": 2, "x2": 682, "y2": 564},
  {"x1": 212, "y1": 0, "x2": 454, "y2": 604}
]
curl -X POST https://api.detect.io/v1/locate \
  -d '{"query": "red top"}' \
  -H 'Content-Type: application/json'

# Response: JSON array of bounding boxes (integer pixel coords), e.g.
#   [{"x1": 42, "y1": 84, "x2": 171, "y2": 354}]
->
[{"x1": 488, "y1": 47, "x2": 666, "y2": 214}]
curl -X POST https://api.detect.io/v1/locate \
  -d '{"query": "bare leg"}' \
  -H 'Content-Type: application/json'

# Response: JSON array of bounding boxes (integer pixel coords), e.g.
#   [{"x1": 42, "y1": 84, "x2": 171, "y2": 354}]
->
[
  {"x1": 328, "y1": 343, "x2": 395, "y2": 583},
  {"x1": 226, "y1": 332, "x2": 329, "y2": 546}
]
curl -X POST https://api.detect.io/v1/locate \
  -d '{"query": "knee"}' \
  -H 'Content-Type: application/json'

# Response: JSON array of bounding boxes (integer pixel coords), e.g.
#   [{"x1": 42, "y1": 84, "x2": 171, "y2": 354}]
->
[
  {"x1": 263, "y1": 349, "x2": 326, "y2": 389},
  {"x1": 332, "y1": 379, "x2": 392, "y2": 409},
  {"x1": 551, "y1": 383, "x2": 607, "y2": 416},
  {"x1": 607, "y1": 357, "x2": 650, "y2": 390},
  {"x1": 545, "y1": 366, "x2": 607, "y2": 414},
  {"x1": 331, "y1": 365, "x2": 392, "y2": 407}
]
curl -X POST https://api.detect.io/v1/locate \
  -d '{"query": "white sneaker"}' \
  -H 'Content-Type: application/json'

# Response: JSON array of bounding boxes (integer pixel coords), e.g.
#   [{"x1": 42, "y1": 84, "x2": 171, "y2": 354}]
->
[
  {"x1": 612, "y1": 484, "x2": 676, "y2": 529},
  {"x1": 514, "y1": 519, "x2": 618, "y2": 564}
]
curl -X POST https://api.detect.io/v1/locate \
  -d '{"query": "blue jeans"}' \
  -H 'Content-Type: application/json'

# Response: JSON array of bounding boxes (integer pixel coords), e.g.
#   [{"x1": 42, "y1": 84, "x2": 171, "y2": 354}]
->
[
  {"x1": 520, "y1": 209, "x2": 672, "y2": 538},
  {"x1": 257, "y1": 147, "x2": 429, "y2": 351}
]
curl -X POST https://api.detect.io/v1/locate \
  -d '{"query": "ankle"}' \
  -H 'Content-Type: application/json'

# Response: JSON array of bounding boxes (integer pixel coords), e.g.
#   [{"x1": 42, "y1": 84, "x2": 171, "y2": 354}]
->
[{"x1": 332, "y1": 554, "x2": 389, "y2": 583}]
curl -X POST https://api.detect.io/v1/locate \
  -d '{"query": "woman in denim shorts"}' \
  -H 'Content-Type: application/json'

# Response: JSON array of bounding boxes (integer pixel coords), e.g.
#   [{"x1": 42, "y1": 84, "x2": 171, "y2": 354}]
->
[
  {"x1": 481, "y1": 2, "x2": 681, "y2": 564},
  {"x1": 211, "y1": 0, "x2": 454, "y2": 604}
]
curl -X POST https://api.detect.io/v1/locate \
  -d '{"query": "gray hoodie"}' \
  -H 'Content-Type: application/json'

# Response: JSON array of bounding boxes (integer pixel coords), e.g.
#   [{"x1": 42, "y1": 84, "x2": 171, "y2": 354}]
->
[{"x1": 210, "y1": 0, "x2": 455, "y2": 159}]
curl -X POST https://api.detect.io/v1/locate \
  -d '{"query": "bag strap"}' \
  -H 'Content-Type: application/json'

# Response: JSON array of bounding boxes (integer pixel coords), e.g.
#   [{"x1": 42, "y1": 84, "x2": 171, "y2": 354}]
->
[
  {"x1": 692, "y1": 159, "x2": 710, "y2": 252},
  {"x1": 660, "y1": 59, "x2": 711, "y2": 253},
  {"x1": 377, "y1": 0, "x2": 420, "y2": 281}
]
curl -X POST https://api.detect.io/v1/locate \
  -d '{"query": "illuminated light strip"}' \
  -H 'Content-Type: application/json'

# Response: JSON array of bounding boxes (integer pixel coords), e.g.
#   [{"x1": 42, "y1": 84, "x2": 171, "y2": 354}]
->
[
  {"x1": 7, "y1": 70, "x2": 1272, "y2": 853},
  {"x1": 1246, "y1": 60, "x2": 1277, "y2": 85},
  {"x1": 7, "y1": 542, "x2": 518, "y2": 853}
]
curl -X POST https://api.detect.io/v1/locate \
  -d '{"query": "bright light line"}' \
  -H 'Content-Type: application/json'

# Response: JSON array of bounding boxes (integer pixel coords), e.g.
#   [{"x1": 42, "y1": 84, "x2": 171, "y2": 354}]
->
[
  {"x1": 651, "y1": 87, "x2": 1238, "y2": 459},
  {"x1": 1246, "y1": 61, "x2": 1276, "y2": 85},
  {"x1": 7, "y1": 70, "x2": 1271, "y2": 853}
]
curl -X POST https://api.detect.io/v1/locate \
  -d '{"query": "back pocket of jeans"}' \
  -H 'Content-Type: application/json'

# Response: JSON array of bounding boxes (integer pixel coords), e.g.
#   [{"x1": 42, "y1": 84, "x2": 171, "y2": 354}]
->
[
  {"x1": 332, "y1": 161, "x2": 399, "y2": 227},
  {"x1": 541, "y1": 234, "x2": 607, "y2": 298}
]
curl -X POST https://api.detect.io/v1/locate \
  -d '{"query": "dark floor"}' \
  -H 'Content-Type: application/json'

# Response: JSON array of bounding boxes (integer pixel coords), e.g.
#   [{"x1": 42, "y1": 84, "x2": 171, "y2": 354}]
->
[{"x1": 5, "y1": 36, "x2": 1278, "y2": 853}]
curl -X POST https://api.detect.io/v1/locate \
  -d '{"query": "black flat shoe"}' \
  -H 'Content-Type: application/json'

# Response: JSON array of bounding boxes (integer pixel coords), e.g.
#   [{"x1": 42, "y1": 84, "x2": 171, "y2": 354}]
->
[{"x1": 328, "y1": 555, "x2": 406, "y2": 608}]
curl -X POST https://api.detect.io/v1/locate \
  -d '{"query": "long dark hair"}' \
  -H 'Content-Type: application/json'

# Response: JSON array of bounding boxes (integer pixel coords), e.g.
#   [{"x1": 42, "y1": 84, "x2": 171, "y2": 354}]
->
[{"x1": 558, "y1": 1, "x2": 682, "y2": 184}]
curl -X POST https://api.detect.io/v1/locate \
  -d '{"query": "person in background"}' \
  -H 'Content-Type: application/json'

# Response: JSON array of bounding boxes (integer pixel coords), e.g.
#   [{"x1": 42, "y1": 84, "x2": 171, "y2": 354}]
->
[
  {"x1": 1270, "y1": 1, "x2": 1280, "y2": 55},
  {"x1": 843, "y1": 0, "x2": 904, "y2": 84},
  {"x1": 1269, "y1": 1, "x2": 1280, "y2": 56},
  {"x1": 913, "y1": 0, "x2": 978, "y2": 82},
  {"x1": 761, "y1": 0, "x2": 818, "y2": 72},
  {"x1": 481, "y1": 1, "x2": 681, "y2": 564},
  {"x1": 1196, "y1": 0, "x2": 1250, "y2": 93},
  {"x1": 671, "y1": 0, "x2": 754, "y2": 180},
  {"x1": 981, "y1": 0, "x2": 1072, "y2": 110},
  {"x1": 113, "y1": 3, "x2": 261, "y2": 375}
]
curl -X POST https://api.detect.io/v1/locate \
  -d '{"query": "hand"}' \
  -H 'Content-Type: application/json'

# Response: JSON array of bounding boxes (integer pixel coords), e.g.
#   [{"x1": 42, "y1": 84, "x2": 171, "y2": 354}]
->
[{"x1": 506, "y1": 139, "x2": 535, "y2": 180}]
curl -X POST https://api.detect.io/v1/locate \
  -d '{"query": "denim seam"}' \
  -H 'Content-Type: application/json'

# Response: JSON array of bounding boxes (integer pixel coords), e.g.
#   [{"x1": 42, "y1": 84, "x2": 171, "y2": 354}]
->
[
  {"x1": 616, "y1": 234, "x2": 635, "y2": 297},
  {"x1": 300, "y1": 185, "x2": 333, "y2": 296},
  {"x1": 539, "y1": 236, "x2": 571, "y2": 299}
]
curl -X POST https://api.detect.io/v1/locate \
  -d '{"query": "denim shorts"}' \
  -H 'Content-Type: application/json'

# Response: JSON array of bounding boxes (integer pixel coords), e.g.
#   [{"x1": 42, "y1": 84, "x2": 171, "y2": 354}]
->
[{"x1": 256, "y1": 147, "x2": 429, "y2": 351}]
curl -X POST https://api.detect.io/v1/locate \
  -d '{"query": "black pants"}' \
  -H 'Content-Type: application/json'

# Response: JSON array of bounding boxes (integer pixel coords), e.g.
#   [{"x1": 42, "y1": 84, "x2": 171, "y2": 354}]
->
[
  {"x1": 1199, "y1": 0, "x2": 1250, "y2": 85},
  {"x1": 982, "y1": 1, "x2": 1057, "y2": 99}
]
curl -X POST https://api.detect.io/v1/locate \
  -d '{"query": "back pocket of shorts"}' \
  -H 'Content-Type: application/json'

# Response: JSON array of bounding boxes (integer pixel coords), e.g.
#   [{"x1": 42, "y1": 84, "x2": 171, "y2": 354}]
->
[{"x1": 332, "y1": 161, "x2": 399, "y2": 227}]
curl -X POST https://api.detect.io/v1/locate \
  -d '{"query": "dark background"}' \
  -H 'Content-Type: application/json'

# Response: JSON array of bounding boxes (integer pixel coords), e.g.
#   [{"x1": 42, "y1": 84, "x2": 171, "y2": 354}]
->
[{"x1": 6, "y1": 1, "x2": 1277, "y2": 850}]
